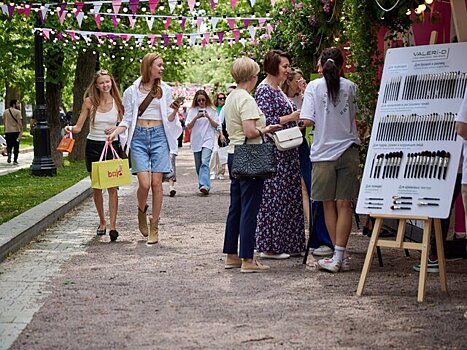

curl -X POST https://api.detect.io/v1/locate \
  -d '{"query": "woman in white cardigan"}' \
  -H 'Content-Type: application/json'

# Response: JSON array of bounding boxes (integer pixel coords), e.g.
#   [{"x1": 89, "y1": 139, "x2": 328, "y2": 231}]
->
[{"x1": 109, "y1": 53, "x2": 182, "y2": 245}]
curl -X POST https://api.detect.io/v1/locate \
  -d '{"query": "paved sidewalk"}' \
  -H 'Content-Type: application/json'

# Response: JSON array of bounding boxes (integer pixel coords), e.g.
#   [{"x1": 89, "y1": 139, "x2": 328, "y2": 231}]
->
[
  {"x1": 0, "y1": 147, "x2": 34, "y2": 176},
  {"x1": 1, "y1": 146, "x2": 467, "y2": 349}
]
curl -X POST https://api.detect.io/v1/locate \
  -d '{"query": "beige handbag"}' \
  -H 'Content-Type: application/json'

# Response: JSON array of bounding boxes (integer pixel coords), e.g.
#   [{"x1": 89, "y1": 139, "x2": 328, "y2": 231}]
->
[{"x1": 272, "y1": 126, "x2": 303, "y2": 151}]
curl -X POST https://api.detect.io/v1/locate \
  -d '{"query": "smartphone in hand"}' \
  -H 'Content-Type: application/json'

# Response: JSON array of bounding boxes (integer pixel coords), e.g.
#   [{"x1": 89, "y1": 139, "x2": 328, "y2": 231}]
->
[{"x1": 175, "y1": 96, "x2": 185, "y2": 104}]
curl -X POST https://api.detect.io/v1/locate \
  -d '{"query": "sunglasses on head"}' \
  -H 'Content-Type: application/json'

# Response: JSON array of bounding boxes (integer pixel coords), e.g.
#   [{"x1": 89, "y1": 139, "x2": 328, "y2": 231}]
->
[{"x1": 97, "y1": 69, "x2": 109, "y2": 75}]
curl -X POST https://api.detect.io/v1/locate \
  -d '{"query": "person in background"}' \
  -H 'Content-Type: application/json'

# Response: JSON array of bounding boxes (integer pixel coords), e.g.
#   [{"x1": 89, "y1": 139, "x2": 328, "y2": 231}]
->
[
  {"x1": 3, "y1": 99, "x2": 23, "y2": 165},
  {"x1": 300, "y1": 47, "x2": 361, "y2": 273},
  {"x1": 108, "y1": 53, "x2": 182, "y2": 245},
  {"x1": 65, "y1": 70, "x2": 124, "y2": 242},
  {"x1": 281, "y1": 68, "x2": 310, "y2": 226},
  {"x1": 255, "y1": 50, "x2": 305, "y2": 259},
  {"x1": 210, "y1": 92, "x2": 227, "y2": 180},
  {"x1": 222, "y1": 57, "x2": 282, "y2": 273},
  {"x1": 185, "y1": 90, "x2": 219, "y2": 195}
]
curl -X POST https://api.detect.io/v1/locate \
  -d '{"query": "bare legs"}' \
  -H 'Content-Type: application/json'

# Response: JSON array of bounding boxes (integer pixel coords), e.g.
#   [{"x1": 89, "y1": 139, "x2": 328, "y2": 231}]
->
[
  {"x1": 92, "y1": 187, "x2": 118, "y2": 231},
  {"x1": 322, "y1": 199, "x2": 353, "y2": 247},
  {"x1": 462, "y1": 184, "x2": 467, "y2": 231},
  {"x1": 136, "y1": 171, "x2": 164, "y2": 222}
]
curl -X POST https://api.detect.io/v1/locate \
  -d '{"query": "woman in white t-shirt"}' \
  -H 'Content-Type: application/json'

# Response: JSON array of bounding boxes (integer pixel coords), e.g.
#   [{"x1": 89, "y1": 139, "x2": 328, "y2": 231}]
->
[
  {"x1": 185, "y1": 90, "x2": 219, "y2": 195},
  {"x1": 65, "y1": 70, "x2": 125, "y2": 242},
  {"x1": 300, "y1": 47, "x2": 361, "y2": 273}
]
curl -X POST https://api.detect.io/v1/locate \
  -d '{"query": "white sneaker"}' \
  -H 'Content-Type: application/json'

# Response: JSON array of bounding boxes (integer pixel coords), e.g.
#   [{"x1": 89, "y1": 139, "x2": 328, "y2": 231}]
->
[
  {"x1": 210, "y1": 174, "x2": 216, "y2": 180},
  {"x1": 217, "y1": 174, "x2": 225, "y2": 180},
  {"x1": 312, "y1": 245, "x2": 333, "y2": 257},
  {"x1": 259, "y1": 252, "x2": 290, "y2": 260},
  {"x1": 340, "y1": 256, "x2": 351, "y2": 272},
  {"x1": 169, "y1": 186, "x2": 176, "y2": 197},
  {"x1": 317, "y1": 258, "x2": 341, "y2": 273}
]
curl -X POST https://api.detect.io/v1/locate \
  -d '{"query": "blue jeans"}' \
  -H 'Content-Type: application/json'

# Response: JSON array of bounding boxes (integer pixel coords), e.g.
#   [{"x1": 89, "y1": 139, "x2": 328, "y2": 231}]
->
[
  {"x1": 193, "y1": 147, "x2": 212, "y2": 190},
  {"x1": 223, "y1": 154, "x2": 264, "y2": 259}
]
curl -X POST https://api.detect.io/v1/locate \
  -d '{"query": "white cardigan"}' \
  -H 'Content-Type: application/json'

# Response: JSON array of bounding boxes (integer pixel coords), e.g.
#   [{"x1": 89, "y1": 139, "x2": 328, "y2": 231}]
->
[{"x1": 119, "y1": 77, "x2": 182, "y2": 155}]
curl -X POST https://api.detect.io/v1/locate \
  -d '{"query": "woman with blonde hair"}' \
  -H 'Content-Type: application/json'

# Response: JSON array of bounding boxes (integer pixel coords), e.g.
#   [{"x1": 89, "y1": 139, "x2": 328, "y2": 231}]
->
[
  {"x1": 108, "y1": 53, "x2": 182, "y2": 245},
  {"x1": 185, "y1": 89, "x2": 219, "y2": 195},
  {"x1": 222, "y1": 57, "x2": 282, "y2": 272},
  {"x1": 65, "y1": 69, "x2": 125, "y2": 242}
]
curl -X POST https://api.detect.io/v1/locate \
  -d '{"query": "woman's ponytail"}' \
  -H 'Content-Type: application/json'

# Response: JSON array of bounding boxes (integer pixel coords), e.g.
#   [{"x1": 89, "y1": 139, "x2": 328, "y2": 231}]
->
[{"x1": 320, "y1": 48, "x2": 344, "y2": 104}]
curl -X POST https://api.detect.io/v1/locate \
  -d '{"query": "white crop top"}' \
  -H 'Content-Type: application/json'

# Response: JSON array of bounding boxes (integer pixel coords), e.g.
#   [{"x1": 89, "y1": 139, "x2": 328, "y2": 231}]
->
[
  {"x1": 87, "y1": 100, "x2": 119, "y2": 141},
  {"x1": 137, "y1": 90, "x2": 162, "y2": 120}
]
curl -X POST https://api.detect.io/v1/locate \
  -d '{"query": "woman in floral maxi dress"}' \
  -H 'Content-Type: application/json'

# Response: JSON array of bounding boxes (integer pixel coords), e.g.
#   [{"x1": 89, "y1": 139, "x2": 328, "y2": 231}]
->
[{"x1": 255, "y1": 50, "x2": 305, "y2": 258}]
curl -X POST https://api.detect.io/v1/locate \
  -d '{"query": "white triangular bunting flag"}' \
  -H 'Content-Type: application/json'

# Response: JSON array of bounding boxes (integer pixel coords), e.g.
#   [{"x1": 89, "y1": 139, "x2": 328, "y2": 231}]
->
[
  {"x1": 1, "y1": 5, "x2": 8, "y2": 15},
  {"x1": 136, "y1": 36, "x2": 144, "y2": 46},
  {"x1": 168, "y1": 0, "x2": 176, "y2": 13},
  {"x1": 76, "y1": 12, "x2": 85, "y2": 27},
  {"x1": 80, "y1": 33, "x2": 91, "y2": 43},
  {"x1": 93, "y1": 4, "x2": 102, "y2": 14},
  {"x1": 40, "y1": 4, "x2": 50, "y2": 22},
  {"x1": 189, "y1": 34, "x2": 197, "y2": 46},
  {"x1": 248, "y1": 27, "x2": 257, "y2": 41},
  {"x1": 211, "y1": 17, "x2": 219, "y2": 30},
  {"x1": 146, "y1": 16, "x2": 155, "y2": 30},
  {"x1": 249, "y1": 0, "x2": 256, "y2": 6}
]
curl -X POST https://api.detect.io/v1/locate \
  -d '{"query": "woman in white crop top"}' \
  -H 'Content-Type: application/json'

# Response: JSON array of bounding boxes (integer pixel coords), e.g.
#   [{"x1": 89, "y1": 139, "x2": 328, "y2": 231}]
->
[
  {"x1": 108, "y1": 53, "x2": 182, "y2": 245},
  {"x1": 65, "y1": 70, "x2": 125, "y2": 242}
]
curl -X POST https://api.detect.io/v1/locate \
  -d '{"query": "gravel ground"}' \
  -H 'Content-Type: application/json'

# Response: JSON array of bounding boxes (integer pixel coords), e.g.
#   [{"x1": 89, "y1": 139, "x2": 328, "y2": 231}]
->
[{"x1": 10, "y1": 147, "x2": 467, "y2": 349}]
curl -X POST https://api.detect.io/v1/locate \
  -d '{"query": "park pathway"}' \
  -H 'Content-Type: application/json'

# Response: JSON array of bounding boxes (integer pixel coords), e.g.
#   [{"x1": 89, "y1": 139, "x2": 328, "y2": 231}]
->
[{"x1": 1, "y1": 146, "x2": 466, "y2": 349}]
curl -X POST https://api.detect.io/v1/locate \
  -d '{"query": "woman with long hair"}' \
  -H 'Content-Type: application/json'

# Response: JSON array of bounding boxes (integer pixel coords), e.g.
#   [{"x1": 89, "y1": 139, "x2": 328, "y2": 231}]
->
[
  {"x1": 301, "y1": 47, "x2": 361, "y2": 272},
  {"x1": 209, "y1": 92, "x2": 227, "y2": 180},
  {"x1": 108, "y1": 53, "x2": 182, "y2": 245},
  {"x1": 65, "y1": 69, "x2": 125, "y2": 242},
  {"x1": 185, "y1": 90, "x2": 219, "y2": 195}
]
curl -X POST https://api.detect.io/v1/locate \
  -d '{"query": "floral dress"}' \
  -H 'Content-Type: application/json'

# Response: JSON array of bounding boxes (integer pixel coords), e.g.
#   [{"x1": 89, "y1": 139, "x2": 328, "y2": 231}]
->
[{"x1": 254, "y1": 83, "x2": 305, "y2": 254}]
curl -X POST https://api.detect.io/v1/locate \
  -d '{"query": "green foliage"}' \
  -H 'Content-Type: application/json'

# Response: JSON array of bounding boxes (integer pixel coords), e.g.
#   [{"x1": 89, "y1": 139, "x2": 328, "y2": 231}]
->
[
  {"x1": 250, "y1": 0, "x2": 343, "y2": 79},
  {"x1": 0, "y1": 159, "x2": 88, "y2": 224}
]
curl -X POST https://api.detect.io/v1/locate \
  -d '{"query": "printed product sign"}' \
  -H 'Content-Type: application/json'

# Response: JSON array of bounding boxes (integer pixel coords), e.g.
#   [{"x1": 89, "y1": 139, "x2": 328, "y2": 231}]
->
[{"x1": 356, "y1": 42, "x2": 467, "y2": 218}]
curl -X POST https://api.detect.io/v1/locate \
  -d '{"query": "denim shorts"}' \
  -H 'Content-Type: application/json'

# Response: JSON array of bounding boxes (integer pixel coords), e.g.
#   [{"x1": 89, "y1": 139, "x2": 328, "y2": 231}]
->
[{"x1": 130, "y1": 125, "x2": 171, "y2": 174}]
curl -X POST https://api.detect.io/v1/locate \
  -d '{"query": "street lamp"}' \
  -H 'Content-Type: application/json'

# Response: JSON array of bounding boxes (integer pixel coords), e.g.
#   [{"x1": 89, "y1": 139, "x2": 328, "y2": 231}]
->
[{"x1": 30, "y1": 27, "x2": 57, "y2": 176}]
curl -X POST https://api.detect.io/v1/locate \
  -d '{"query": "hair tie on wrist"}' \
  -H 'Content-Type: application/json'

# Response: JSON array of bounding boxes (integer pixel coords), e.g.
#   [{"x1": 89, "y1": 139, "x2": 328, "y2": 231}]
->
[{"x1": 327, "y1": 58, "x2": 335, "y2": 63}]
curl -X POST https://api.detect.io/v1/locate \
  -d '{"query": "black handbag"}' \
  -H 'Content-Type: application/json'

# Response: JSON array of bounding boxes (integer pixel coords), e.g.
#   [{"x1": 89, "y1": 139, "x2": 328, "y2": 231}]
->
[{"x1": 231, "y1": 130, "x2": 277, "y2": 179}]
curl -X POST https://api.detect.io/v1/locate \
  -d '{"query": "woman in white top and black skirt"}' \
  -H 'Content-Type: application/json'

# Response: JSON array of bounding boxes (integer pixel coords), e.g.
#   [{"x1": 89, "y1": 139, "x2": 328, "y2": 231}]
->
[{"x1": 65, "y1": 70, "x2": 125, "y2": 242}]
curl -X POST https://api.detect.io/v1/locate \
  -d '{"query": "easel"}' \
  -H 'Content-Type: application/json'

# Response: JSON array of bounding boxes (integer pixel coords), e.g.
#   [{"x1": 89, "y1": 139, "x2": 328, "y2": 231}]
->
[{"x1": 356, "y1": 214, "x2": 447, "y2": 302}]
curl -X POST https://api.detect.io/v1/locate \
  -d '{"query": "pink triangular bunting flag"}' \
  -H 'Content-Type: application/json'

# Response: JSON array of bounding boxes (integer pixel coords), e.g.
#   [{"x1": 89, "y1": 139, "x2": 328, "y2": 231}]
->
[
  {"x1": 232, "y1": 29, "x2": 240, "y2": 42},
  {"x1": 164, "y1": 17, "x2": 171, "y2": 30},
  {"x1": 43, "y1": 29, "x2": 50, "y2": 40},
  {"x1": 243, "y1": 19, "x2": 250, "y2": 28},
  {"x1": 7, "y1": 4, "x2": 15, "y2": 16},
  {"x1": 162, "y1": 34, "x2": 170, "y2": 47},
  {"x1": 230, "y1": 0, "x2": 237, "y2": 10},
  {"x1": 227, "y1": 18, "x2": 235, "y2": 30},
  {"x1": 217, "y1": 31, "x2": 224, "y2": 42},
  {"x1": 112, "y1": 0, "x2": 122, "y2": 14},
  {"x1": 149, "y1": 0, "x2": 159, "y2": 14},
  {"x1": 58, "y1": 11, "x2": 66, "y2": 25},
  {"x1": 188, "y1": 0, "x2": 196, "y2": 12},
  {"x1": 176, "y1": 34, "x2": 183, "y2": 46},
  {"x1": 75, "y1": 2, "x2": 84, "y2": 15},
  {"x1": 94, "y1": 14, "x2": 101, "y2": 28},
  {"x1": 129, "y1": 16, "x2": 137, "y2": 28},
  {"x1": 258, "y1": 19, "x2": 266, "y2": 28},
  {"x1": 210, "y1": 0, "x2": 216, "y2": 10},
  {"x1": 271, "y1": 0, "x2": 277, "y2": 6},
  {"x1": 68, "y1": 32, "x2": 76, "y2": 41}
]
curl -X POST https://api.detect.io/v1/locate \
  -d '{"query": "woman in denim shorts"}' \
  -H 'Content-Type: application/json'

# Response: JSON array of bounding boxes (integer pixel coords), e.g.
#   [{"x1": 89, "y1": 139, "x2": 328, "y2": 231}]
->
[
  {"x1": 109, "y1": 53, "x2": 182, "y2": 245},
  {"x1": 300, "y1": 47, "x2": 361, "y2": 273}
]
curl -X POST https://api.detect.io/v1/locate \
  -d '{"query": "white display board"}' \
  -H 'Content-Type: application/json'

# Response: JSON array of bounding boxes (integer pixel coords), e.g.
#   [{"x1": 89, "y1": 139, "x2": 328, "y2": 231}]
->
[{"x1": 356, "y1": 43, "x2": 467, "y2": 219}]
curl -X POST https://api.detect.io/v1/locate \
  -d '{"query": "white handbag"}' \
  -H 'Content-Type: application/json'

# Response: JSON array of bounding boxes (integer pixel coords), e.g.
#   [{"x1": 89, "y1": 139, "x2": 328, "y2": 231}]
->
[{"x1": 272, "y1": 126, "x2": 303, "y2": 151}]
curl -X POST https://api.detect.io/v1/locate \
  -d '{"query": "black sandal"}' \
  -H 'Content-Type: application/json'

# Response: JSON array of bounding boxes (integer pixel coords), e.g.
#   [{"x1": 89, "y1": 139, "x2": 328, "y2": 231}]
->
[
  {"x1": 109, "y1": 229, "x2": 119, "y2": 242},
  {"x1": 96, "y1": 226, "x2": 106, "y2": 236}
]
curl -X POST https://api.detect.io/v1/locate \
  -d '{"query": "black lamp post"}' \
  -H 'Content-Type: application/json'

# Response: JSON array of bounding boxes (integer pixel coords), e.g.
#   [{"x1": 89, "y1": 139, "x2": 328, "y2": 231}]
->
[{"x1": 30, "y1": 27, "x2": 56, "y2": 176}]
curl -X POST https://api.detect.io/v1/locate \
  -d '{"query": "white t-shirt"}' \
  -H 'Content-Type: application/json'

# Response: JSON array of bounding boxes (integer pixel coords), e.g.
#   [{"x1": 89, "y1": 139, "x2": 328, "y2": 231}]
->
[
  {"x1": 300, "y1": 77, "x2": 360, "y2": 162},
  {"x1": 456, "y1": 88, "x2": 467, "y2": 184},
  {"x1": 185, "y1": 106, "x2": 218, "y2": 152}
]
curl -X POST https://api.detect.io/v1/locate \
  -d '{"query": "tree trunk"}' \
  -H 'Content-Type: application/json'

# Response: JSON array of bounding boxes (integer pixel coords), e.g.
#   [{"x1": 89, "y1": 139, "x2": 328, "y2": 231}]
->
[
  {"x1": 68, "y1": 50, "x2": 97, "y2": 161},
  {"x1": 44, "y1": 47, "x2": 65, "y2": 167}
]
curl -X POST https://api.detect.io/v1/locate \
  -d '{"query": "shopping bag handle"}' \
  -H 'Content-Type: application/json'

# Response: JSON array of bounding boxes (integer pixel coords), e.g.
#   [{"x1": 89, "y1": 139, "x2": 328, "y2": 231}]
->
[{"x1": 99, "y1": 141, "x2": 121, "y2": 162}]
